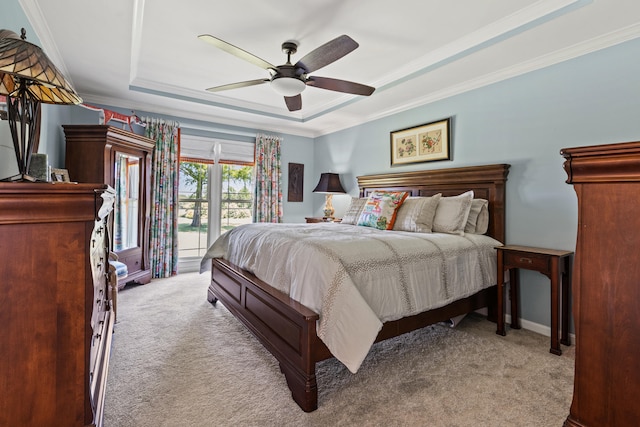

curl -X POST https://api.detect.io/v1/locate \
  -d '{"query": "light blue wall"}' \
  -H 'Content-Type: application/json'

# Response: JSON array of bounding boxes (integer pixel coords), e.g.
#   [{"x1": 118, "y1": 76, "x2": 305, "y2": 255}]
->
[
  {"x1": 1, "y1": 1, "x2": 34, "y2": 36},
  {"x1": 315, "y1": 37, "x2": 640, "y2": 328},
  {"x1": 6, "y1": 0, "x2": 640, "y2": 329},
  {"x1": 65, "y1": 103, "x2": 316, "y2": 223}
]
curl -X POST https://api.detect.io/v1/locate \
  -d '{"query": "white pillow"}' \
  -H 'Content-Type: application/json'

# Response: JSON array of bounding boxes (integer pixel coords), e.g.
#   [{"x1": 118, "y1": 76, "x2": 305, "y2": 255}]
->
[
  {"x1": 341, "y1": 197, "x2": 367, "y2": 225},
  {"x1": 393, "y1": 194, "x2": 442, "y2": 233},
  {"x1": 465, "y1": 199, "x2": 489, "y2": 234},
  {"x1": 475, "y1": 204, "x2": 489, "y2": 235},
  {"x1": 432, "y1": 191, "x2": 474, "y2": 235}
]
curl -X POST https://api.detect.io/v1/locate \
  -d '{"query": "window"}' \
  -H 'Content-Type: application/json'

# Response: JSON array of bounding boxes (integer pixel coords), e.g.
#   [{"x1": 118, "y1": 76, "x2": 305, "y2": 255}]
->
[
  {"x1": 177, "y1": 135, "x2": 255, "y2": 270},
  {"x1": 221, "y1": 164, "x2": 253, "y2": 234},
  {"x1": 178, "y1": 161, "x2": 209, "y2": 259},
  {"x1": 178, "y1": 161, "x2": 254, "y2": 260}
]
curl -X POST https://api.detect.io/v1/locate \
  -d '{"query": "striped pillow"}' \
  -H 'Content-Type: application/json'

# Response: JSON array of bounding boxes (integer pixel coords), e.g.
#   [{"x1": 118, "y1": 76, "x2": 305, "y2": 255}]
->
[
  {"x1": 392, "y1": 194, "x2": 442, "y2": 233},
  {"x1": 341, "y1": 197, "x2": 367, "y2": 225}
]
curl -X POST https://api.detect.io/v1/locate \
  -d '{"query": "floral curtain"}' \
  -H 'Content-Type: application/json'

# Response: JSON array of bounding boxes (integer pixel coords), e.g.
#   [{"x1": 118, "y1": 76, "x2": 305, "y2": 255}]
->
[
  {"x1": 144, "y1": 118, "x2": 180, "y2": 277},
  {"x1": 253, "y1": 133, "x2": 283, "y2": 222}
]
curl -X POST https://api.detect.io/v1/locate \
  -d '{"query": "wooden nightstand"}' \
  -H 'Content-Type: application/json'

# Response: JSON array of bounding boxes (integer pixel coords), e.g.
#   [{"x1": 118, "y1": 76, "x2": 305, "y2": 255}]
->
[
  {"x1": 495, "y1": 245, "x2": 573, "y2": 355},
  {"x1": 305, "y1": 217, "x2": 341, "y2": 223}
]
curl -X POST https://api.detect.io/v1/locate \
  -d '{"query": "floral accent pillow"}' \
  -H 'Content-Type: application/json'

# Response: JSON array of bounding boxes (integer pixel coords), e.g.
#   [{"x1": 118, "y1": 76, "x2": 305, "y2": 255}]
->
[{"x1": 357, "y1": 191, "x2": 409, "y2": 230}]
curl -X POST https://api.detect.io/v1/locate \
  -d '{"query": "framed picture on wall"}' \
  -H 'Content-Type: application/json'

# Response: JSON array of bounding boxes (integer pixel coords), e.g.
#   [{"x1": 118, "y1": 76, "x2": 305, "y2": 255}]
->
[
  {"x1": 390, "y1": 117, "x2": 451, "y2": 166},
  {"x1": 288, "y1": 162, "x2": 304, "y2": 202}
]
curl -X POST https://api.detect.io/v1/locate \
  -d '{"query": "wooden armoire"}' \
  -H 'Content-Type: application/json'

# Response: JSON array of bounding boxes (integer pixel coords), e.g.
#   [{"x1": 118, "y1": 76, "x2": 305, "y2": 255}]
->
[
  {"x1": 64, "y1": 125, "x2": 155, "y2": 285},
  {"x1": 0, "y1": 183, "x2": 114, "y2": 427},
  {"x1": 561, "y1": 141, "x2": 640, "y2": 426}
]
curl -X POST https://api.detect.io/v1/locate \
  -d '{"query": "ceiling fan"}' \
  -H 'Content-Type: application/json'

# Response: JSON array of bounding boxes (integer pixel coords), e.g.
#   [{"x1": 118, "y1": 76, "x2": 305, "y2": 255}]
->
[{"x1": 198, "y1": 34, "x2": 375, "y2": 112}]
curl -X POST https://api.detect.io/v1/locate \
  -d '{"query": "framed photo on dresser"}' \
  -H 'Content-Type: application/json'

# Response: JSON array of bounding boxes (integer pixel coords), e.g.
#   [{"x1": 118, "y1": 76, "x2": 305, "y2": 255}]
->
[{"x1": 51, "y1": 168, "x2": 71, "y2": 182}]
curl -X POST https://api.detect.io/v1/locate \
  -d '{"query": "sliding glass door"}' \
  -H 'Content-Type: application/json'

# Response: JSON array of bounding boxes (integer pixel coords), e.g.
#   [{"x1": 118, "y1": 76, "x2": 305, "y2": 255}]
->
[
  {"x1": 178, "y1": 161, "x2": 209, "y2": 259},
  {"x1": 178, "y1": 161, "x2": 253, "y2": 261}
]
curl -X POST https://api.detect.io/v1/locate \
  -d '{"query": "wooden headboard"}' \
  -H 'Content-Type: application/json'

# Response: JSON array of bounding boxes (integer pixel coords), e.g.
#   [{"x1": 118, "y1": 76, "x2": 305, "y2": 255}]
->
[{"x1": 357, "y1": 164, "x2": 510, "y2": 243}]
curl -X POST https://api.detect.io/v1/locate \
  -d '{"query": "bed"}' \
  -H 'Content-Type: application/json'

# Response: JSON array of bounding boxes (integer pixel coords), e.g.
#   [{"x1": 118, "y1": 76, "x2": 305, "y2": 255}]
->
[{"x1": 201, "y1": 163, "x2": 509, "y2": 412}]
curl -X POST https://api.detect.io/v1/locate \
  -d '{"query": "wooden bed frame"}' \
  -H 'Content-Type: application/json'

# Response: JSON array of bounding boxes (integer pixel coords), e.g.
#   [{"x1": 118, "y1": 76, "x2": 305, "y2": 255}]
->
[{"x1": 207, "y1": 163, "x2": 510, "y2": 412}]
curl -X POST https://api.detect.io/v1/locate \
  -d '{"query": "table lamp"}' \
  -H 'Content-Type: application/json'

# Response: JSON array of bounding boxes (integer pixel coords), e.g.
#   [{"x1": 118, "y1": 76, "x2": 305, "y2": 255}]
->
[
  {"x1": 312, "y1": 172, "x2": 346, "y2": 219},
  {"x1": 0, "y1": 28, "x2": 82, "y2": 181}
]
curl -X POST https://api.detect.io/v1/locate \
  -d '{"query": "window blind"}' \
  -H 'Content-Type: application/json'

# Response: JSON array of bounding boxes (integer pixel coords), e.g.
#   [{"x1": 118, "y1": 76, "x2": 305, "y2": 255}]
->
[{"x1": 180, "y1": 134, "x2": 254, "y2": 165}]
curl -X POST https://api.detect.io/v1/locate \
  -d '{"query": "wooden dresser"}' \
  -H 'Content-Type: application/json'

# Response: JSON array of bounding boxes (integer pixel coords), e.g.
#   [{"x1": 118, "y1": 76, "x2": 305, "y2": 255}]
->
[
  {"x1": 64, "y1": 125, "x2": 154, "y2": 285},
  {"x1": 561, "y1": 141, "x2": 640, "y2": 426},
  {"x1": 0, "y1": 183, "x2": 115, "y2": 427}
]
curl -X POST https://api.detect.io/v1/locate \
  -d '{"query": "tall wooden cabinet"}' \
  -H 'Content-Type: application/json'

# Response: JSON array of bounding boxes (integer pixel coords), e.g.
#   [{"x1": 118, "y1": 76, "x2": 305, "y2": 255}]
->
[
  {"x1": 0, "y1": 183, "x2": 114, "y2": 427},
  {"x1": 64, "y1": 125, "x2": 155, "y2": 285},
  {"x1": 561, "y1": 141, "x2": 640, "y2": 427}
]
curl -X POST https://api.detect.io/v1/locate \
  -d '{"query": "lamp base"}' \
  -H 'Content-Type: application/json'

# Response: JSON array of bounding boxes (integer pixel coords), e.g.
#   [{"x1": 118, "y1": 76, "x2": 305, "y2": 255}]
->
[
  {"x1": 323, "y1": 194, "x2": 335, "y2": 219},
  {"x1": 1, "y1": 173, "x2": 38, "y2": 182}
]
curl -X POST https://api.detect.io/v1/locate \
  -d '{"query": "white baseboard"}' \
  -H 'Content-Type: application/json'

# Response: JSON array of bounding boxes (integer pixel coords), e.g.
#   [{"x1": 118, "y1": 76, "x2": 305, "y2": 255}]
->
[{"x1": 506, "y1": 314, "x2": 575, "y2": 345}]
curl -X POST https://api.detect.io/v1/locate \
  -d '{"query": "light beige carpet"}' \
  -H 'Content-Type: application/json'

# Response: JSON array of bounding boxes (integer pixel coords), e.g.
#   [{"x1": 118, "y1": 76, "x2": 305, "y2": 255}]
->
[{"x1": 104, "y1": 272, "x2": 574, "y2": 427}]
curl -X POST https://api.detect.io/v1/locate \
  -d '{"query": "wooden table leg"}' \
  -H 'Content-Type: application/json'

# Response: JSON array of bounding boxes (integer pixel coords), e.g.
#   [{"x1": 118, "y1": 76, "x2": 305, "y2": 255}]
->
[
  {"x1": 509, "y1": 269, "x2": 521, "y2": 329},
  {"x1": 561, "y1": 255, "x2": 571, "y2": 346},
  {"x1": 496, "y1": 250, "x2": 506, "y2": 336},
  {"x1": 550, "y1": 257, "x2": 562, "y2": 355}
]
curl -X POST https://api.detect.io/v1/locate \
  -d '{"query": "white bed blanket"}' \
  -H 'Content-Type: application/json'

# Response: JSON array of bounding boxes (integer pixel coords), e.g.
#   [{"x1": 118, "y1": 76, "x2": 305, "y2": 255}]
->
[{"x1": 200, "y1": 223, "x2": 500, "y2": 373}]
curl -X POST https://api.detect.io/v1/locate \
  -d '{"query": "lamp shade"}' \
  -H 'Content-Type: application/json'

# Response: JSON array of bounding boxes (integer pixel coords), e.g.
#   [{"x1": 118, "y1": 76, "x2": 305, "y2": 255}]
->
[
  {"x1": 0, "y1": 29, "x2": 82, "y2": 104},
  {"x1": 0, "y1": 28, "x2": 82, "y2": 182},
  {"x1": 313, "y1": 173, "x2": 346, "y2": 194}
]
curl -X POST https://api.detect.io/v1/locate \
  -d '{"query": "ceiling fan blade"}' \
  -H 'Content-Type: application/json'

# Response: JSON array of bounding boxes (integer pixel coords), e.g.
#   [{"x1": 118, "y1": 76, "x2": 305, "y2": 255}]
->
[
  {"x1": 206, "y1": 78, "x2": 269, "y2": 93},
  {"x1": 284, "y1": 95, "x2": 302, "y2": 111},
  {"x1": 306, "y1": 76, "x2": 375, "y2": 96},
  {"x1": 198, "y1": 34, "x2": 277, "y2": 71},
  {"x1": 294, "y1": 35, "x2": 358, "y2": 74}
]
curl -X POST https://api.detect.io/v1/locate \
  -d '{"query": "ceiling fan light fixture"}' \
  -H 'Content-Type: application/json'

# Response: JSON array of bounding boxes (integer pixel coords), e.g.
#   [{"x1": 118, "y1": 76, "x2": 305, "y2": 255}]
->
[{"x1": 270, "y1": 76, "x2": 306, "y2": 97}]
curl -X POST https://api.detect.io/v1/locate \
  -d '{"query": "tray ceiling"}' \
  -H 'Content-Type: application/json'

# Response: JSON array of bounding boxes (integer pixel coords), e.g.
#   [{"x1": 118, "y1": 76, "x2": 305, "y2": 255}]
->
[{"x1": 18, "y1": 0, "x2": 640, "y2": 137}]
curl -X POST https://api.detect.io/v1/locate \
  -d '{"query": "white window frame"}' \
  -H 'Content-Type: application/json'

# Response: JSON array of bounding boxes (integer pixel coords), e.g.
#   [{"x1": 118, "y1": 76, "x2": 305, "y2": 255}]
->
[{"x1": 178, "y1": 136, "x2": 254, "y2": 273}]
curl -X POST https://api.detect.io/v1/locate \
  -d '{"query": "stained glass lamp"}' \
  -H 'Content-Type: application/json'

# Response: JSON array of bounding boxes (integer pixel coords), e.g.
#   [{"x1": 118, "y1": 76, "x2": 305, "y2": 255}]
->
[{"x1": 0, "y1": 28, "x2": 82, "y2": 181}]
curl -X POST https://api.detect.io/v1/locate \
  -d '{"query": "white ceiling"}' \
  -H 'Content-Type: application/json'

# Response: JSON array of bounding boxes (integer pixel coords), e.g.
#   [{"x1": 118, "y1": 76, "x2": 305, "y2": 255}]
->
[{"x1": 18, "y1": 0, "x2": 640, "y2": 138}]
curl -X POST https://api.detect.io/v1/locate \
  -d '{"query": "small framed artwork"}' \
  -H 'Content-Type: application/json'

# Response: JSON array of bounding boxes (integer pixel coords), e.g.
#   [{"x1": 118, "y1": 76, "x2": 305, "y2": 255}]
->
[
  {"x1": 390, "y1": 117, "x2": 451, "y2": 166},
  {"x1": 288, "y1": 162, "x2": 304, "y2": 202},
  {"x1": 51, "y1": 168, "x2": 71, "y2": 182}
]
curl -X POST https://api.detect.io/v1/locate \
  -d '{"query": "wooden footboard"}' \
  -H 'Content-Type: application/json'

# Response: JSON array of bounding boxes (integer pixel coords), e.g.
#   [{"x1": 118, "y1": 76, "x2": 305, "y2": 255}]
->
[
  {"x1": 209, "y1": 258, "x2": 497, "y2": 412},
  {"x1": 208, "y1": 258, "x2": 328, "y2": 412}
]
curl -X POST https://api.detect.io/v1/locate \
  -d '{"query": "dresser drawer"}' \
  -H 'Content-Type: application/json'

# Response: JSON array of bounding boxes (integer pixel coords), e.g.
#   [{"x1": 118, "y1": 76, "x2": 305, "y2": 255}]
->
[{"x1": 503, "y1": 250, "x2": 550, "y2": 273}]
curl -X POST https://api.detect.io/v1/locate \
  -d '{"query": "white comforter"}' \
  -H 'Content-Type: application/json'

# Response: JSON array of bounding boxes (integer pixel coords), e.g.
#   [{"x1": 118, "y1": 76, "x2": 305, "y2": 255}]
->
[{"x1": 200, "y1": 223, "x2": 500, "y2": 373}]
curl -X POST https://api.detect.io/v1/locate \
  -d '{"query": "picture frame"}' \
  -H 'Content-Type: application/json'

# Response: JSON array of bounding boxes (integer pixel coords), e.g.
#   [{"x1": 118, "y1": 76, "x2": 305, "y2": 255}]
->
[
  {"x1": 51, "y1": 168, "x2": 70, "y2": 182},
  {"x1": 390, "y1": 118, "x2": 451, "y2": 166},
  {"x1": 0, "y1": 95, "x2": 7, "y2": 121},
  {"x1": 287, "y1": 162, "x2": 304, "y2": 202}
]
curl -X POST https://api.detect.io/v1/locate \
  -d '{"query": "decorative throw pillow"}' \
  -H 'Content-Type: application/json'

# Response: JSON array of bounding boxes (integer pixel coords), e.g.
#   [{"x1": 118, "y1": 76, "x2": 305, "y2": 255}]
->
[
  {"x1": 341, "y1": 197, "x2": 367, "y2": 225},
  {"x1": 432, "y1": 190, "x2": 474, "y2": 235},
  {"x1": 392, "y1": 194, "x2": 442, "y2": 233},
  {"x1": 464, "y1": 199, "x2": 489, "y2": 234},
  {"x1": 474, "y1": 203, "x2": 490, "y2": 235},
  {"x1": 357, "y1": 191, "x2": 409, "y2": 230}
]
